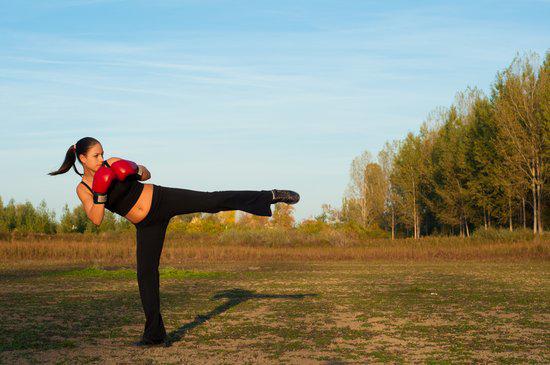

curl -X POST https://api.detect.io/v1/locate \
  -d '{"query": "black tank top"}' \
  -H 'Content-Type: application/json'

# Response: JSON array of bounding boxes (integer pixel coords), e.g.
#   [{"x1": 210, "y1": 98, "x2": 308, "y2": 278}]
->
[{"x1": 80, "y1": 160, "x2": 145, "y2": 216}]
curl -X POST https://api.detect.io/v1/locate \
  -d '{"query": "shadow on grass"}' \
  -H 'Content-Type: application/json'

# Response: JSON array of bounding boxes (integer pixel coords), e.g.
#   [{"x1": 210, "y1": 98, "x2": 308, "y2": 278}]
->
[{"x1": 164, "y1": 288, "x2": 318, "y2": 347}]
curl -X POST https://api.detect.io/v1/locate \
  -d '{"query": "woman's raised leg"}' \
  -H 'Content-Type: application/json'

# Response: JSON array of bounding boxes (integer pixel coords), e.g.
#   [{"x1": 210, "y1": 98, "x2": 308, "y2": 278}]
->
[{"x1": 160, "y1": 186, "x2": 274, "y2": 219}]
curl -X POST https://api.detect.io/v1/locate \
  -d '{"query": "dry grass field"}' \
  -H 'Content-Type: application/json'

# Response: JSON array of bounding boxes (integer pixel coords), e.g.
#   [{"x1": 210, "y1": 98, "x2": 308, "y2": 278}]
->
[
  {"x1": 0, "y1": 233, "x2": 548, "y2": 364},
  {"x1": 1, "y1": 229, "x2": 548, "y2": 265}
]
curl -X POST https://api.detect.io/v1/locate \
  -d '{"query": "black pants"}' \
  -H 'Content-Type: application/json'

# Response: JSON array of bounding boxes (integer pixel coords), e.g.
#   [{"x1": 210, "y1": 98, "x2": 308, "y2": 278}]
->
[{"x1": 133, "y1": 184, "x2": 273, "y2": 342}]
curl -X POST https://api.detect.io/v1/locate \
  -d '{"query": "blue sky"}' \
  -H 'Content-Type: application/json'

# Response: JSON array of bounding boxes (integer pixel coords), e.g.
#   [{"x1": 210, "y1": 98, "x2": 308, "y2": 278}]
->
[{"x1": 1, "y1": 0, "x2": 548, "y2": 223}]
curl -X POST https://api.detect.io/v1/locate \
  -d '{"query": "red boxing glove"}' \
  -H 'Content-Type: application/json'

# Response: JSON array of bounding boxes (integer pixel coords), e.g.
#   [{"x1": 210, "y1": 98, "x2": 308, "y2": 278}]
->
[
  {"x1": 92, "y1": 165, "x2": 116, "y2": 204},
  {"x1": 111, "y1": 159, "x2": 143, "y2": 181}
]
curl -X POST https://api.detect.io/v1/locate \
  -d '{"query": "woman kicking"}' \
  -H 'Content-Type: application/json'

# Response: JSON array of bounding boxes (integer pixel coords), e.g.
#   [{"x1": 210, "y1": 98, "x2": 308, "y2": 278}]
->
[{"x1": 48, "y1": 137, "x2": 300, "y2": 347}]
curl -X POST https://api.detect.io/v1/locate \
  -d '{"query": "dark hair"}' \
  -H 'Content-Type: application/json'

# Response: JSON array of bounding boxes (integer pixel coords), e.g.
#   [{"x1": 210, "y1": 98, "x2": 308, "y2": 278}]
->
[{"x1": 48, "y1": 137, "x2": 101, "y2": 177}]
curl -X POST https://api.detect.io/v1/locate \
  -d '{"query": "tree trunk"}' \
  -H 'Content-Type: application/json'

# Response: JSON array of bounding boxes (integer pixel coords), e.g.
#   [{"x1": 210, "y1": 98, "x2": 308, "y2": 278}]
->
[
  {"x1": 535, "y1": 155, "x2": 543, "y2": 234},
  {"x1": 522, "y1": 197, "x2": 526, "y2": 229},
  {"x1": 412, "y1": 181, "x2": 418, "y2": 239},
  {"x1": 508, "y1": 193, "x2": 513, "y2": 232},
  {"x1": 483, "y1": 206, "x2": 487, "y2": 230},
  {"x1": 361, "y1": 195, "x2": 366, "y2": 230},
  {"x1": 537, "y1": 181, "x2": 543, "y2": 234},
  {"x1": 413, "y1": 212, "x2": 418, "y2": 239},
  {"x1": 531, "y1": 167, "x2": 539, "y2": 234},
  {"x1": 391, "y1": 207, "x2": 395, "y2": 240}
]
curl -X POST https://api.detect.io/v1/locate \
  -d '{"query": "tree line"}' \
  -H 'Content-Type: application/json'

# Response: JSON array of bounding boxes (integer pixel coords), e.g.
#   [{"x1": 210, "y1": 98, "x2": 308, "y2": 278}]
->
[
  {"x1": 1, "y1": 51, "x2": 547, "y2": 239},
  {"x1": 342, "y1": 51, "x2": 549, "y2": 238},
  {"x1": 0, "y1": 195, "x2": 299, "y2": 235}
]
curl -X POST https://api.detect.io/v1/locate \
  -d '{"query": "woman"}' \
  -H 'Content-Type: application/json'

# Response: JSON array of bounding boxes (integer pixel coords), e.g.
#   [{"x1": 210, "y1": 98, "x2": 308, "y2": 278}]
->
[{"x1": 48, "y1": 137, "x2": 300, "y2": 347}]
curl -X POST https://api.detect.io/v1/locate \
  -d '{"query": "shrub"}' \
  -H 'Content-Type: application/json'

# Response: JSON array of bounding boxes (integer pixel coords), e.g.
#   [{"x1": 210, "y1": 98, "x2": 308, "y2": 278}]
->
[
  {"x1": 471, "y1": 227, "x2": 542, "y2": 242},
  {"x1": 296, "y1": 219, "x2": 327, "y2": 234}
]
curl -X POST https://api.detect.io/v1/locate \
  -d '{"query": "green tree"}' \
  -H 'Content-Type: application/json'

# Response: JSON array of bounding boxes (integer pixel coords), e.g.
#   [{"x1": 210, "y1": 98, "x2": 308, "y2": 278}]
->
[
  {"x1": 378, "y1": 140, "x2": 400, "y2": 239},
  {"x1": 464, "y1": 96, "x2": 502, "y2": 230},
  {"x1": 429, "y1": 106, "x2": 472, "y2": 236},
  {"x1": 0, "y1": 197, "x2": 8, "y2": 233},
  {"x1": 34, "y1": 200, "x2": 57, "y2": 234},
  {"x1": 392, "y1": 133, "x2": 429, "y2": 238},
  {"x1": 492, "y1": 51, "x2": 548, "y2": 235}
]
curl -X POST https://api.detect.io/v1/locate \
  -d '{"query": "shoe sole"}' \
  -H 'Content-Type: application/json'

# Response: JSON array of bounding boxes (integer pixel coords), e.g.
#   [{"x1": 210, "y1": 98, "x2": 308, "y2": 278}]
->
[{"x1": 132, "y1": 340, "x2": 166, "y2": 347}]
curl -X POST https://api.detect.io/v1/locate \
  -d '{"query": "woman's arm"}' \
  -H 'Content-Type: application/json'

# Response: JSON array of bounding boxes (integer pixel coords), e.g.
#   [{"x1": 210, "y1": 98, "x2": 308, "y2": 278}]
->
[
  {"x1": 108, "y1": 157, "x2": 151, "y2": 181},
  {"x1": 76, "y1": 184, "x2": 105, "y2": 226}
]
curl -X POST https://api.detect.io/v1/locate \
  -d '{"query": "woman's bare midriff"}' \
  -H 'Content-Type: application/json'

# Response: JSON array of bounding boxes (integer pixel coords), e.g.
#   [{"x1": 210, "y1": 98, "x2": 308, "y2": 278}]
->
[{"x1": 124, "y1": 183, "x2": 154, "y2": 224}]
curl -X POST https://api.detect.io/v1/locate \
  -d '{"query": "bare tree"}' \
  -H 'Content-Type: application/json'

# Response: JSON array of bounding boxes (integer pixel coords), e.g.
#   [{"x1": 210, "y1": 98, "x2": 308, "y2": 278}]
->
[
  {"x1": 344, "y1": 151, "x2": 387, "y2": 229},
  {"x1": 343, "y1": 150, "x2": 371, "y2": 226}
]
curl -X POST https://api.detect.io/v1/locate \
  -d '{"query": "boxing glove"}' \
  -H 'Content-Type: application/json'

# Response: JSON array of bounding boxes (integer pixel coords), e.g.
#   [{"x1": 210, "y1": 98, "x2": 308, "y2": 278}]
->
[
  {"x1": 92, "y1": 165, "x2": 116, "y2": 204},
  {"x1": 110, "y1": 159, "x2": 143, "y2": 181}
]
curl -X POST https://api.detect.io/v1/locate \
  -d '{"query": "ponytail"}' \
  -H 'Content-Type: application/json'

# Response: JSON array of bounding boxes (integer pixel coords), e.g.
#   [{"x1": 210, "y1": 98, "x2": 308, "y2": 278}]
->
[{"x1": 47, "y1": 137, "x2": 100, "y2": 177}]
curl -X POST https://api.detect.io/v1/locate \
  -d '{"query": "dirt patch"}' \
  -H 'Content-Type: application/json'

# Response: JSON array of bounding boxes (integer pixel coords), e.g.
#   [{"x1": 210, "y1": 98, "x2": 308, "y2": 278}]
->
[{"x1": 331, "y1": 304, "x2": 366, "y2": 331}]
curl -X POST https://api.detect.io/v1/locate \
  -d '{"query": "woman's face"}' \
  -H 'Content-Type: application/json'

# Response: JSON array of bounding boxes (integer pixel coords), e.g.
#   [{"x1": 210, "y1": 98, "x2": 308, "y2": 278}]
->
[{"x1": 80, "y1": 143, "x2": 104, "y2": 172}]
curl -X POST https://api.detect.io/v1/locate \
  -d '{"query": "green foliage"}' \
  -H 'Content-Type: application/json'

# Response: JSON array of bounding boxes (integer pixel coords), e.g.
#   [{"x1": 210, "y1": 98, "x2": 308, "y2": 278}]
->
[
  {"x1": 296, "y1": 219, "x2": 326, "y2": 234},
  {"x1": 345, "y1": 50, "x2": 549, "y2": 238},
  {"x1": 471, "y1": 228, "x2": 540, "y2": 242},
  {"x1": 0, "y1": 197, "x2": 134, "y2": 236},
  {"x1": 464, "y1": 97, "x2": 503, "y2": 227},
  {"x1": 0, "y1": 198, "x2": 58, "y2": 234},
  {"x1": 340, "y1": 220, "x2": 390, "y2": 239},
  {"x1": 429, "y1": 106, "x2": 471, "y2": 230}
]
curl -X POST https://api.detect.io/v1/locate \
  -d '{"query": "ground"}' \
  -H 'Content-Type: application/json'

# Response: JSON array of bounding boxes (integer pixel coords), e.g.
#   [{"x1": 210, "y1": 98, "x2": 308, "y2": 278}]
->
[{"x1": 0, "y1": 260, "x2": 548, "y2": 364}]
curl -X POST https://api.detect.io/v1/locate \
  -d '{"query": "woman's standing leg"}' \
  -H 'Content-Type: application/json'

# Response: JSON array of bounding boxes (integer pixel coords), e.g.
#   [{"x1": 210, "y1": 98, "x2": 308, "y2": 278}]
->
[
  {"x1": 135, "y1": 218, "x2": 170, "y2": 342},
  {"x1": 160, "y1": 187, "x2": 274, "y2": 219}
]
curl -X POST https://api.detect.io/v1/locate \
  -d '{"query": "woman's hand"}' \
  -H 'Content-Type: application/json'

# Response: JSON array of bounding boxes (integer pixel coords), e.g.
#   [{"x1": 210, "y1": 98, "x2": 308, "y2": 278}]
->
[
  {"x1": 111, "y1": 159, "x2": 143, "y2": 181},
  {"x1": 137, "y1": 165, "x2": 151, "y2": 181},
  {"x1": 106, "y1": 157, "x2": 151, "y2": 181},
  {"x1": 92, "y1": 165, "x2": 117, "y2": 203}
]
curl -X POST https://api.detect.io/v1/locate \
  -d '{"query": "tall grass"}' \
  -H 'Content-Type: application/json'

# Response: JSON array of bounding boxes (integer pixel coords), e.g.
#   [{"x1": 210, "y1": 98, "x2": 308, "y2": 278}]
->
[{"x1": 0, "y1": 228, "x2": 548, "y2": 268}]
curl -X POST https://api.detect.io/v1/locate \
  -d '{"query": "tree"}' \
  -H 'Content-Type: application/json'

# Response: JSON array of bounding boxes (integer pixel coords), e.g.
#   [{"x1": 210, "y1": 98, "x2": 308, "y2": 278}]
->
[
  {"x1": 0, "y1": 197, "x2": 7, "y2": 233},
  {"x1": 271, "y1": 203, "x2": 295, "y2": 228},
  {"x1": 378, "y1": 140, "x2": 400, "y2": 239},
  {"x1": 237, "y1": 212, "x2": 269, "y2": 228},
  {"x1": 429, "y1": 106, "x2": 472, "y2": 236},
  {"x1": 392, "y1": 133, "x2": 428, "y2": 238},
  {"x1": 343, "y1": 151, "x2": 387, "y2": 229},
  {"x1": 464, "y1": 96, "x2": 502, "y2": 230},
  {"x1": 492, "y1": 51, "x2": 548, "y2": 235},
  {"x1": 343, "y1": 150, "x2": 372, "y2": 227},
  {"x1": 58, "y1": 204, "x2": 75, "y2": 233},
  {"x1": 315, "y1": 203, "x2": 342, "y2": 225},
  {"x1": 34, "y1": 200, "x2": 57, "y2": 234}
]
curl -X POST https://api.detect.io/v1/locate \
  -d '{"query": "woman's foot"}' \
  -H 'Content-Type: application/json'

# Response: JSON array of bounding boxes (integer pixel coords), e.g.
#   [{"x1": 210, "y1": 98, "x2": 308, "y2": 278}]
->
[
  {"x1": 271, "y1": 189, "x2": 300, "y2": 204},
  {"x1": 132, "y1": 338, "x2": 166, "y2": 347}
]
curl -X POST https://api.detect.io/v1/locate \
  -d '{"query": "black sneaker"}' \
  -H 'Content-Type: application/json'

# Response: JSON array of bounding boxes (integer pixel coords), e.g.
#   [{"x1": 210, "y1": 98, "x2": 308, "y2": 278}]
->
[{"x1": 271, "y1": 189, "x2": 300, "y2": 204}]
